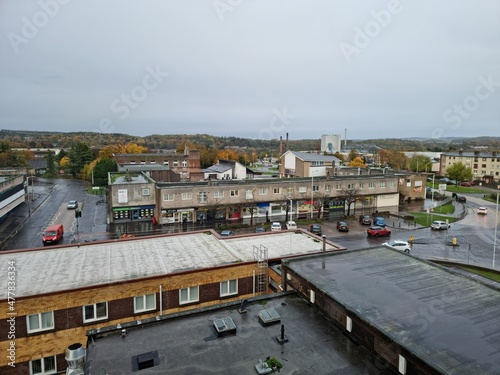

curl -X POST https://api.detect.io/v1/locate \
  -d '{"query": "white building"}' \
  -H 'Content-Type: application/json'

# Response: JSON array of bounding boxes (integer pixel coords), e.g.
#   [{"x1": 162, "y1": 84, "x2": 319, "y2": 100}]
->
[{"x1": 321, "y1": 134, "x2": 342, "y2": 154}]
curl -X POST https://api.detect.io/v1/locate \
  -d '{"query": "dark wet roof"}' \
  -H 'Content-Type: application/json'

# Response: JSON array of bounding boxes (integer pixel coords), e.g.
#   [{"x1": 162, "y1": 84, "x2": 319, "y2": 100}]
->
[
  {"x1": 202, "y1": 164, "x2": 232, "y2": 173},
  {"x1": 284, "y1": 247, "x2": 500, "y2": 375},
  {"x1": 85, "y1": 295, "x2": 395, "y2": 375},
  {"x1": 289, "y1": 151, "x2": 341, "y2": 162}
]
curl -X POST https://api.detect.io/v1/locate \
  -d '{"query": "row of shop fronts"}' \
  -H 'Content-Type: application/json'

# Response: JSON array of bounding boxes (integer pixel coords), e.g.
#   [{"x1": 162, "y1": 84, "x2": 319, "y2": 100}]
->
[{"x1": 111, "y1": 196, "x2": 384, "y2": 225}]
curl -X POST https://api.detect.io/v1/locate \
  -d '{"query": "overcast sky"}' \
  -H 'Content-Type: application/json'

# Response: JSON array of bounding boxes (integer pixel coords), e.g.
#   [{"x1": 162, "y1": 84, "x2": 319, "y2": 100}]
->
[{"x1": 1, "y1": 0, "x2": 499, "y2": 141}]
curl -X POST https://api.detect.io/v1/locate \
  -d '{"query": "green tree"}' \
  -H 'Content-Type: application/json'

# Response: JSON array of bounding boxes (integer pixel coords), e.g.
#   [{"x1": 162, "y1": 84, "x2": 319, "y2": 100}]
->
[
  {"x1": 93, "y1": 158, "x2": 118, "y2": 186},
  {"x1": 446, "y1": 162, "x2": 473, "y2": 184},
  {"x1": 408, "y1": 155, "x2": 432, "y2": 172},
  {"x1": 348, "y1": 149, "x2": 360, "y2": 161},
  {"x1": 45, "y1": 151, "x2": 56, "y2": 177},
  {"x1": 68, "y1": 142, "x2": 94, "y2": 177}
]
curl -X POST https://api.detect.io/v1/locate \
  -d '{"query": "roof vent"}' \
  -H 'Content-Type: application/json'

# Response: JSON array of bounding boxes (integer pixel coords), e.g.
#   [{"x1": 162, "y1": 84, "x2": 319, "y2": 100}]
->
[
  {"x1": 132, "y1": 350, "x2": 159, "y2": 371},
  {"x1": 65, "y1": 343, "x2": 85, "y2": 375}
]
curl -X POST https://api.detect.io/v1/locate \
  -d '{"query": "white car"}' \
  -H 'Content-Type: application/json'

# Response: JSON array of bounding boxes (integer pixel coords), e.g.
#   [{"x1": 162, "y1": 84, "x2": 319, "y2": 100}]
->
[
  {"x1": 286, "y1": 221, "x2": 297, "y2": 230},
  {"x1": 383, "y1": 240, "x2": 411, "y2": 253},
  {"x1": 477, "y1": 207, "x2": 488, "y2": 215},
  {"x1": 271, "y1": 222, "x2": 282, "y2": 231},
  {"x1": 67, "y1": 200, "x2": 78, "y2": 209},
  {"x1": 431, "y1": 220, "x2": 450, "y2": 230}
]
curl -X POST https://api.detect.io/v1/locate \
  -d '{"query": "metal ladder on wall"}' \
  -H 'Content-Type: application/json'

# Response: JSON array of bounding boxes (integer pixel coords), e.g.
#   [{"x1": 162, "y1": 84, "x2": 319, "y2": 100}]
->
[{"x1": 253, "y1": 244, "x2": 268, "y2": 295}]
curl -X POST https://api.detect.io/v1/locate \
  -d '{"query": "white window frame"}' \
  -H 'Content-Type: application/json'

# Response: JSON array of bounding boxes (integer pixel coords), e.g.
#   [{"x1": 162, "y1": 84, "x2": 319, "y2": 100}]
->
[
  {"x1": 142, "y1": 188, "x2": 150, "y2": 196},
  {"x1": 245, "y1": 190, "x2": 253, "y2": 199},
  {"x1": 27, "y1": 311, "x2": 54, "y2": 334},
  {"x1": 220, "y1": 279, "x2": 238, "y2": 297},
  {"x1": 173, "y1": 160, "x2": 179, "y2": 166},
  {"x1": 30, "y1": 356, "x2": 57, "y2": 375},
  {"x1": 273, "y1": 187, "x2": 281, "y2": 194},
  {"x1": 312, "y1": 185, "x2": 319, "y2": 192},
  {"x1": 380, "y1": 182, "x2": 386, "y2": 188},
  {"x1": 83, "y1": 302, "x2": 108, "y2": 323},
  {"x1": 359, "y1": 183, "x2": 364, "y2": 189},
  {"x1": 230, "y1": 190, "x2": 239, "y2": 197},
  {"x1": 182, "y1": 160, "x2": 187, "y2": 167},
  {"x1": 134, "y1": 294, "x2": 156, "y2": 313},
  {"x1": 198, "y1": 192, "x2": 208, "y2": 203},
  {"x1": 163, "y1": 193, "x2": 174, "y2": 201},
  {"x1": 287, "y1": 187, "x2": 293, "y2": 195},
  {"x1": 179, "y1": 286, "x2": 199, "y2": 305},
  {"x1": 336, "y1": 184, "x2": 342, "y2": 190},
  {"x1": 325, "y1": 185, "x2": 331, "y2": 192},
  {"x1": 368, "y1": 182, "x2": 375, "y2": 189},
  {"x1": 298, "y1": 186, "x2": 307, "y2": 193},
  {"x1": 214, "y1": 190, "x2": 224, "y2": 198},
  {"x1": 258, "y1": 188, "x2": 268, "y2": 195},
  {"x1": 181, "y1": 192, "x2": 192, "y2": 200}
]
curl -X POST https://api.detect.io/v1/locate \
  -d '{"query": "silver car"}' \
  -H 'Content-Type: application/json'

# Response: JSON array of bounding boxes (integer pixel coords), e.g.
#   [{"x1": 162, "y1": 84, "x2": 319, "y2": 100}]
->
[
  {"x1": 383, "y1": 240, "x2": 411, "y2": 253},
  {"x1": 431, "y1": 220, "x2": 450, "y2": 230}
]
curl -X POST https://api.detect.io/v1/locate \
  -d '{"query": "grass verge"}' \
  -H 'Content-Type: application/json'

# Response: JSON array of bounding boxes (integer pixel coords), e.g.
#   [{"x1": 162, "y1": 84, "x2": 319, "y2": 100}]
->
[{"x1": 456, "y1": 266, "x2": 500, "y2": 282}]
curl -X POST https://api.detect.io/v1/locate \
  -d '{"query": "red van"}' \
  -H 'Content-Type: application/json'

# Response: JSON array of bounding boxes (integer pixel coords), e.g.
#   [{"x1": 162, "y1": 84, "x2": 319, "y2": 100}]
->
[{"x1": 42, "y1": 224, "x2": 64, "y2": 245}]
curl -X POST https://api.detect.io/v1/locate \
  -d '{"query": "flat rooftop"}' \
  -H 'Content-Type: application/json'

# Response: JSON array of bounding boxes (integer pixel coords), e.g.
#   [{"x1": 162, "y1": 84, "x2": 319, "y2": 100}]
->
[
  {"x1": 284, "y1": 248, "x2": 500, "y2": 375},
  {"x1": 0, "y1": 231, "x2": 341, "y2": 299},
  {"x1": 85, "y1": 295, "x2": 395, "y2": 375}
]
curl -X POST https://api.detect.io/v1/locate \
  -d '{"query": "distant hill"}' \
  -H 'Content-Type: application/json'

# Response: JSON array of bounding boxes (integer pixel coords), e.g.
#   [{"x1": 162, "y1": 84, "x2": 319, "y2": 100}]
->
[{"x1": 1, "y1": 129, "x2": 498, "y2": 155}]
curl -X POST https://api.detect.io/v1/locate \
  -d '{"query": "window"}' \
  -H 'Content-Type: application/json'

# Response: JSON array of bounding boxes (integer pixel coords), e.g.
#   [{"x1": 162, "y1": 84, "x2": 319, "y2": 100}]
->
[
  {"x1": 245, "y1": 190, "x2": 253, "y2": 199},
  {"x1": 142, "y1": 188, "x2": 150, "y2": 196},
  {"x1": 359, "y1": 183, "x2": 364, "y2": 189},
  {"x1": 258, "y1": 188, "x2": 268, "y2": 195},
  {"x1": 163, "y1": 161, "x2": 169, "y2": 166},
  {"x1": 27, "y1": 312, "x2": 54, "y2": 333},
  {"x1": 368, "y1": 182, "x2": 375, "y2": 189},
  {"x1": 325, "y1": 185, "x2": 331, "y2": 192},
  {"x1": 230, "y1": 190, "x2": 239, "y2": 197},
  {"x1": 83, "y1": 302, "x2": 107, "y2": 323},
  {"x1": 220, "y1": 279, "x2": 238, "y2": 297},
  {"x1": 287, "y1": 187, "x2": 293, "y2": 196},
  {"x1": 198, "y1": 192, "x2": 207, "y2": 203},
  {"x1": 173, "y1": 160, "x2": 179, "y2": 167},
  {"x1": 347, "y1": 183, "x2": 353, "y2": 189},
  {"x1": 390, "y1": 181, "x2": 395, "y2": 187},
  {"x1": 134, "y1": 294, "x2": 156, "y2": 313},
  {"x1": 273, "y1": 187, "x2": 281, "y2": 194},
  {"x1": 182, "y1": 160, "x2": 187, "y2": 167},
  {"x1": 380, "y1": 182, "x2": 386, "y2": 188},
  {"x1": 181, "y1": 192, "x2": 192, "y2": 200},
  {"x1": 180, "y1": 286, "x2": 199, "y2": 304},
  {"x1": 150, "y1": 160, "x2": 156, "y2": 164},
  {"x1": 214, "y1": 190, "x2": 224, "y2": 198},
  {"x1": 30, "y1": 356, "x2": 56, "y2": 374},
  {"x1": 336, "y1": 184, "x2": 342, "y2": 190},
  {"x1": 298, "y1": 186, "x2": 307, "y2": 193},
  {"x1": 163, "y1": 193, "x2": 174, "y2": 201},
  {"x1": 312, "y1": 185, "x2": 319, "y2": 192}
]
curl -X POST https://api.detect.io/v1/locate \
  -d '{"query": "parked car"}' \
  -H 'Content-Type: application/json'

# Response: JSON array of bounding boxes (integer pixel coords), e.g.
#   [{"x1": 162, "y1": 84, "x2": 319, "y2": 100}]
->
[
  {"x1": 447, "y1": 180, "x2": 457, "y2": 186},
  {"x1": 460, "y1": 181, "x2": 474, "y2": 187},
  {"x1": 456, "y1": 196, "x2": 467, "y2": 203},
  {"x1": 477, "y1": 207, "x2": 488, "y2": 215},
  {"x1": 367, "y1": 226, "x2": 391, "y2": 238},
  {"x1": 286, "y1": 221, "x2": 297, "y2": 230},
  {"x1": 254, "y1": 226, "x2": 266, "y2": 233},
  {"x1": 359, "y1": 215, "x2": 371, "y2": 225},
  {"x1": 271, "y1": 222, "x2": 282, "y2": 231},
  {"x1": 373, "y1": 217, "x2": 386, "y2": 227},
  {"x1": 336, "y1": 221, "x2": 349, "y2": 232},
  {"x1": 431, "y1": 220, "x2": 450, "y2": 230},
  {"x1": 382, "y1": 240, "x2": 411, "y2": 253},
  {"x1": 220, "y1": 230, "x2": 234, "y2": 236},
  {"x1": 309, "y1": 224, "x2": 322, "y2": 236},
  {"x1": 67, "y1": 200, "x2": 78, "y2": 209}
]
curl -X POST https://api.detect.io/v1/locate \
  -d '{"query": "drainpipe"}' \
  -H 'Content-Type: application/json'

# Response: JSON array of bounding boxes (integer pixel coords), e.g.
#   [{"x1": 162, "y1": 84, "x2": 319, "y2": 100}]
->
[{"x1": 159, "y1": 285, "x2": 163, "y2": 315}]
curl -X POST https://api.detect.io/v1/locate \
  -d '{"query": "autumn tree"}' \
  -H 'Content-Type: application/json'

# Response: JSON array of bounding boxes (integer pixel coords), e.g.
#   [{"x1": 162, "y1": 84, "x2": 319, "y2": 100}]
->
[
  {"x1": 348, "y1": 149, "x2": 360, "y2": 161},
  {"x1": 99, "y1": 143, "x2": 148, "y2": 159},
  {"x1": 333, "y1": 151, "x2": 345, "y2": 164},
  {"x1": 386, "y1": 151, "x2": 408, "y2": 170},
  {"x1": 348, "y1": 157, "x2": 366, "y2": 168}
]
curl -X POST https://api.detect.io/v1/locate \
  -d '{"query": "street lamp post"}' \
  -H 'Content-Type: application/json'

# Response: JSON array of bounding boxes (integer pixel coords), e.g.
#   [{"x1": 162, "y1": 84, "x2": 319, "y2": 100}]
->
[
  {"x1": 493, "y1": 192, "x2": 499, "y2": 269},
  {"x1": 311, "y1": 172, "x2": 314, "y2": 219},
  {"x1": 289, "y1": 198, "x2": 293, "y2": 221}
]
